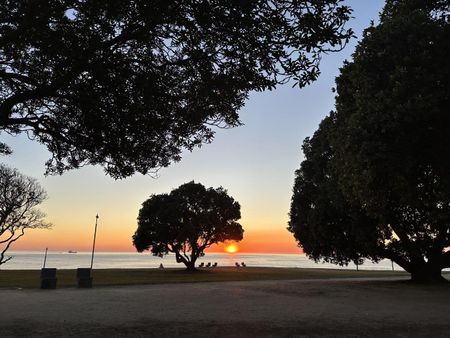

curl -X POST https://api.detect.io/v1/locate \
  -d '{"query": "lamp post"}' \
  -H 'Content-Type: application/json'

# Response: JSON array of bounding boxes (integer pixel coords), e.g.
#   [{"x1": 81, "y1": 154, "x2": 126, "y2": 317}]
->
[
  {"x1": 42, "y1": 247, "x2": 48, "y2": 268},
  {"x1": 90, "y1": 214, "x2": 99, "y2": 270},
  {"x1": 77, "y1": 214, "x2": 98, "y2": 288}
]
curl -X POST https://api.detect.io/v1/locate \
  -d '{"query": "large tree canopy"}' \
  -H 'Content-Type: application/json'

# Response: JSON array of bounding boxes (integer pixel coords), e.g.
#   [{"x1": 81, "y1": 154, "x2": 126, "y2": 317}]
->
[
  {"x1": 288, "y1": 116, "x2": 381, "y2": 268},
  {"x1": 0, "y1": 0, "x2": 353, "y2": 178},
  {"x1": 133, "y1": 181, "x2": 243, "y2": 270},
  {"x1": 289, "y1": 0, "x2": 450, "y2": 282},
  {"x1": 0, "y1": 164, "x2": 51, "y2": 265}
]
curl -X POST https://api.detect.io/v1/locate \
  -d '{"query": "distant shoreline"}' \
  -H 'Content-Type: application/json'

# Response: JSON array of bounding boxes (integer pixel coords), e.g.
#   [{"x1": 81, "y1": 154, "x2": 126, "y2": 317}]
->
[
  {"x1": 8, "y1": 250, "x2": 303, "y2": 254},
  {"x1": 2, "y1": 251, "x2": 413, "y2": 271}
]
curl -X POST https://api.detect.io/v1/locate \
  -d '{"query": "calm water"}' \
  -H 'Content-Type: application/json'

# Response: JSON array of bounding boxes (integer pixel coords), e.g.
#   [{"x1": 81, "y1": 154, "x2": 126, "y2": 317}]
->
[{"x1": 1, "y1": 251, "x2": 411, "y2": 271}]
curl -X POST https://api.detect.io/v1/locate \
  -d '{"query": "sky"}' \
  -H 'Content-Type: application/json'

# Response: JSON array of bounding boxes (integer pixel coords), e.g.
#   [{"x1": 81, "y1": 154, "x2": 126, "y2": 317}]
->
[{"x1": 1, "y1": 0, "x2": 385, "y2": 254}]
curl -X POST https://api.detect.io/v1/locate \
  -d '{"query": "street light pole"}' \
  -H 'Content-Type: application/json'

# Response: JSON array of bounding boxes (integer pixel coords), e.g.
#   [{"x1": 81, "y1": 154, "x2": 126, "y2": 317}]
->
[
  {"x1": 90, "y1": 214, "x2": 99, "y2": 270},
  {"x1": 43, "y1": 247, "x2": 48, "y2": 268}
]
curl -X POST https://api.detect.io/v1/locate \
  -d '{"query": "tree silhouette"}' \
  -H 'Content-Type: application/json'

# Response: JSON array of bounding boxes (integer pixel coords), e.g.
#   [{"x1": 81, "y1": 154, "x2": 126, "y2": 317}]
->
[
  {"x1": 0, "y1": 164, "x2": 51, "y2": 265},
  {"x1": 289, "y1": 0, "x2": 450, "y2": 282},
  {"x1": 0, "y1": 1, "x2": 353, "y2": 178},
  {"x1": 288, "y1": 116, "x2": 379, "y2": 268},
  {"x1": 133, "y1": 181, "x2": 243, "y2": 270}
]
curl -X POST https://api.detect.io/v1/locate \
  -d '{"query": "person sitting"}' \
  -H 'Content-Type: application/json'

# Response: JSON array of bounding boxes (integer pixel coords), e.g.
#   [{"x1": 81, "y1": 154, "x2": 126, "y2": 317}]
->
[
  {"x1": 206, "y1": 262, "x2": 211, "y2": 268},
  {"x1": 212, "y1": 262, "x2": 218, "y2": 268},
  {"x1": 159, "y1": 263, "x2": 164, "y2": 269},
  {"x1": 241, "y1": 262, "x2": 246, "y2": 267},
  {"x1": 198, "y1": 262, "x2": 204, "y2": 268},
  {"x1": 235, "y1": 262, "x2": 240, "y2": 268}
]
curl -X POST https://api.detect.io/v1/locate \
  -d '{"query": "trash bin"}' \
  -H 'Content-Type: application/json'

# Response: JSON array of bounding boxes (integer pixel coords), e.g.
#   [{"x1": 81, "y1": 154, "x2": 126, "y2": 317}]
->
[
  {"x1": 77, "y1": 268, "x2": 93, "y2": 288},
  {"x1": 41, "y1": 268, "x2": 57, "y2": 289}
]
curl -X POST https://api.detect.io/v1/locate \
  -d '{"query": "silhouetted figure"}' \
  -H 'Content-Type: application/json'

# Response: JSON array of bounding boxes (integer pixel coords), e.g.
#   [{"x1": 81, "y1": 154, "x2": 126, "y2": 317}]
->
[
  {"x1": 159, "y1": 263, "x2": 164, "y2": 269},
  {"x1": 235, "y1": 262, "x2": 240, "y2": 268},
  {"x1": 206, "y1": 262, "x2": 211, "y2": 268},
  {"x1": 198, "y1": 262, "x2": 204, "y2": 268},
  {"x1": 241, "y1": 262, "x2": 246, "y2": 267},
  {"x1": 212, "y1": 262, "x2": 218, "y2": 268}
]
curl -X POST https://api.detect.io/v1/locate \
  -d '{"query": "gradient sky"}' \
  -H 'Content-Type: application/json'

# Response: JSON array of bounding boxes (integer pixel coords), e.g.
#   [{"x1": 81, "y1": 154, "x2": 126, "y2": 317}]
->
[{"x1": 2, "y1": 0, "x2": 385, "y2": 254}]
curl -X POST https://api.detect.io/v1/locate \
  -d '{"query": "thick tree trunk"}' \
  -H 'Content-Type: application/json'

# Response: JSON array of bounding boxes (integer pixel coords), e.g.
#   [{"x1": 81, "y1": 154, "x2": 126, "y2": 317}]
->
[
  {"x1": 174, "y1": 250, "x2": 199, "y2": 271},
  {"x1": 185, "y1": 259, "x2": 197, "y2": 271},
  {"x1": 386, "y1": 251, "x2": 447, "y2": 283},
  {"x1": 410, "y1": 263, "x2": 446, "y2": 283},
  {"x1": 185, "y1": 265, "x2": 196, "y2": 271}
]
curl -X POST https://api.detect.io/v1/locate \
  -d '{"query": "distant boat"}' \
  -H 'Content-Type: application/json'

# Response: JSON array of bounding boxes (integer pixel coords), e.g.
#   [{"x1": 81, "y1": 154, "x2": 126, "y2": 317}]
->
[{"x1": 68, "y1": 250, "x2": 77, "y2": 254}]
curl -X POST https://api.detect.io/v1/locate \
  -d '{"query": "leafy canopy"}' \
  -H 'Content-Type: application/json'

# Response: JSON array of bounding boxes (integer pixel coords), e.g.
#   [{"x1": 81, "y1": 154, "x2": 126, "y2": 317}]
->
[
  {"x1": 288, "y1": 116, "x2": 380, "y2": 267},
  {"x1": 0, "y1": 0, "x2": 353, "y2": 178},
  {"x1": 133, "y1": 181, "x2": 243, "y2": 270},
  {"x1": 289, "y1": 0, "x2": 450, "y2": 282}
]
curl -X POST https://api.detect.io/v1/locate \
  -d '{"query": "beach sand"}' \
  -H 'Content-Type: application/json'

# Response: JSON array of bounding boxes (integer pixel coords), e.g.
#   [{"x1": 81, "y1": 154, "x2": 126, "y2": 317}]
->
[{"x1": 1, "y1": 277, "x2": 449, "y2": 337}]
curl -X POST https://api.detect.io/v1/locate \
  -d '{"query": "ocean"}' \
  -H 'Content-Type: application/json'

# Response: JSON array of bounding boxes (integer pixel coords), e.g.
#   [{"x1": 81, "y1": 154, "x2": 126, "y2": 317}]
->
[{"x1": 1, "y1": 251, "x2": 413, "y2": 271}]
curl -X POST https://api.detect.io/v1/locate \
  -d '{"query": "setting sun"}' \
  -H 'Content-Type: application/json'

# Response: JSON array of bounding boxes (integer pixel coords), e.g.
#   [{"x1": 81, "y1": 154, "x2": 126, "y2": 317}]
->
[{"x1": 225, "y1": 244, "x2": 238, "y2": 253}]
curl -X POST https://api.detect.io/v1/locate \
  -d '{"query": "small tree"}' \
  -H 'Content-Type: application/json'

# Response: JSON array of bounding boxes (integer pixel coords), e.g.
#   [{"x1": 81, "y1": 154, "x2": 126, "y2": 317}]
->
[
  {"x1": 133, "y1": 181, "x2": 243, "y2": 270},
  {"x1": 0, "y1": 164, "x2": 51, "y2": 265}
]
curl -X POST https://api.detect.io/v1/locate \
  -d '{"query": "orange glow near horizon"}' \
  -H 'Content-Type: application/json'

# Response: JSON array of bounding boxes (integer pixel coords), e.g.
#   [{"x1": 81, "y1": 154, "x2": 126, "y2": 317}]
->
[
  {"x1": 209, "y1": 228, "x2": 302, "y2": 254},
  {"x1": 11, "y1": 214, "x2": 302, "y2": 254},
  {"x1": 225, "y1": 243, "x2": 238, "y2": 253}
]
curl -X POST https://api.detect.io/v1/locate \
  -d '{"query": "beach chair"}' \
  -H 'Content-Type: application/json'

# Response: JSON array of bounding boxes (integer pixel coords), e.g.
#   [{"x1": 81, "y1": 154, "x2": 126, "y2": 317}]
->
[
  {"x1": 241, "y1": 262, "x2": 246, "y2": 267},
  {"x1": 198, "y1": 262, "x2": 204, "y2": 268},
  {"x1": 235, "y1": 262, "x2": 240, "y2": 268},
  {"x1": 212, "y1": 262, "x2": 218, "y2": 268},
  {"x1": 206, "y1": 262, "x2": 211, "y2": 268}
]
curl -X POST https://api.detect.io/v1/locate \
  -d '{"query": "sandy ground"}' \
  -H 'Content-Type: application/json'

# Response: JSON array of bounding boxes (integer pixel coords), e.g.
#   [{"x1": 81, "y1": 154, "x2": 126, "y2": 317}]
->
[{"x1": 1, "y1": 277, "x2": 449, "y2": 337}]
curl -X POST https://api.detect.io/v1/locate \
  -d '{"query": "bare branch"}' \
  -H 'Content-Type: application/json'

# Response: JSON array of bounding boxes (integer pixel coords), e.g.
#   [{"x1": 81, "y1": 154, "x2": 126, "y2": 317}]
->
[{"x1": 0, "y1": 164, "x2": 51, "y2": 266}]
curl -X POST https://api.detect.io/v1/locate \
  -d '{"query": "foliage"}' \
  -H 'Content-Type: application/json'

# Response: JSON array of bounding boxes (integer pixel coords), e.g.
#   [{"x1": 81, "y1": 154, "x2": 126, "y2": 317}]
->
[
  {"x1": 288, "y1": 116, "x2": 380, "y2": 267},
  {"x1": 289, "y1": 0, "x2": 450, "y2": 282},
  {"x1": 0, "y1": 0, "x2": 353, "y2": 178},
  {"x1": 0, "y1": 164, "x2": 51, "y2": 265},
  {"x1": 133, "y1": 181, "x2": 243, "y2": 270}
]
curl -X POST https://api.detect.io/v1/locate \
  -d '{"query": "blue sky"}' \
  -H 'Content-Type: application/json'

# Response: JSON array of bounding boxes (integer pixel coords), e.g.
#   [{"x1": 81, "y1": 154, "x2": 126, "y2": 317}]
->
[{"x1": 1, "y1": 0, "x2": 386, "y2": 252}]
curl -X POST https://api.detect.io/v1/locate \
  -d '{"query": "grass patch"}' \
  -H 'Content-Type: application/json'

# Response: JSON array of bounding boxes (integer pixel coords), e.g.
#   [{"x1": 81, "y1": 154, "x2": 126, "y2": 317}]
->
[{"x1": 0, "y1": 267, "x2": 413, "y2": 289}]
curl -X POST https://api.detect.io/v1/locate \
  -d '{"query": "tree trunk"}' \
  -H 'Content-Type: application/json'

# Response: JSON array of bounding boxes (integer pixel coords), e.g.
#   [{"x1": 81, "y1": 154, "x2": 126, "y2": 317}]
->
[
  {"x1": 184, "y1": 252, "x2": 198, "y2": 271},
  {"x1": 174, "y1": 251, "x2": 199, "y2": 271},
  {"x1": 185, "y1": 260, "x2": 197, "y2": 271},
  {"x1": 410, "y1": 263, "x2": 446, "y2": 283}
]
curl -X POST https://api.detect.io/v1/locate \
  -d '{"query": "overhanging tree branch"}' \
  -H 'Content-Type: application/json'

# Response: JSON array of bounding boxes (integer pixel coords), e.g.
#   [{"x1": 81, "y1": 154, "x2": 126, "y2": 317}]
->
[{"x1": 0, "y1": 0, "x2": 353, "y2": 178}]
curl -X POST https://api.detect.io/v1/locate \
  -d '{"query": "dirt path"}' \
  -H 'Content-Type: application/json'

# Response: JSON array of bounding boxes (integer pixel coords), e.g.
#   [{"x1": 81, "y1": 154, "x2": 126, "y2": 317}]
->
[{"x1": 1, "y1": 278, "x2": 449, "y2": 337}]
